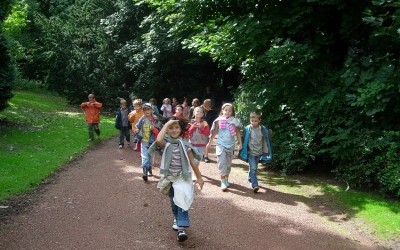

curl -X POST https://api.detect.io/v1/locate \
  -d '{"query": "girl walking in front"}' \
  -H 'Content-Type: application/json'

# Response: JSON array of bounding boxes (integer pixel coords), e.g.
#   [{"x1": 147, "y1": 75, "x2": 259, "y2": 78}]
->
[
  {"x1": 206, "y1": 103, "x2": 242, "y2": 191},
  {"x1": 150, "y1": 119, "x2": 204, "y2": 242}
]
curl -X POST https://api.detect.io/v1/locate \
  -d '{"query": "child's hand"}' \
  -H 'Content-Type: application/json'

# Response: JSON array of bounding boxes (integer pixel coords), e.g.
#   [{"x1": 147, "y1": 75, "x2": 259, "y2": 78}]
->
[
  {"x1": 237, "y1": 143, "x2": 242, "y2": 151},
  {"x1": 165, "y1": 119, "x2": 178, "y2": 126},
  {"x1": 195, "y1": 177, "x2": 204, "y2": 190}
]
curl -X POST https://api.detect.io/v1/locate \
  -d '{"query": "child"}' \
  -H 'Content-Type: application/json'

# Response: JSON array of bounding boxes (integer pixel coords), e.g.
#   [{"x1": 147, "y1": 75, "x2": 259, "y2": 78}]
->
[
  {"x1": 128, "y1": 99, "x2": 144, "y2": 151},
  {"x1": 136, "y1": 103, "x2": 161, "y2": 181},
  {"x1": 182, "y1": 97, "x2": 190, "y2": 119},
  {"x1": 161, "y1": 98, "x2": 173, "y2": 118},
  {"x1": 149, "y1": 98, "x2": 160, "y2": 115},
  {"x1": 171, "y1": 97, "x2": 178, "y2": 114},
  {"x1": 201, "y1": 99, "x2": 218, "y2": 163},
  {"x1": 188, "y1": 107, "x2": 210, "y2": 162},
  {"x1": 115, "y1": 99, "x2": 131, "y2": 149},
  {"x1": 189, "y1": 98, "x2": 200, "y2": 119},
  {"x1": 206, "y1": 103, "x2": 242, "y2": 191},
  {"x1": 173, "y1": 104, "x2": 187, "y2": 121},
  {"x1": 80, "y1": 94, "x2": 102, "y2": 141},
  {"x1": 239, "y1": 111, "x2": 272, "y2": 193},
  {"x1": 149, "y1": 119, "x2": 204, "y2": 242}
]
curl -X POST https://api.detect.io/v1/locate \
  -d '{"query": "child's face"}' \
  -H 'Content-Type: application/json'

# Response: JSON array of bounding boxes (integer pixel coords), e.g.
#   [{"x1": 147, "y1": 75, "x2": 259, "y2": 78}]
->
[
  {"x1": 168, "y1": 123, "x2": 182, "y2": 138},
  {"x1": 203, "y1": 103, "x2": 211, "y2": 111},
  {"x1": 143, "y1": 108, "x2": 152, "y2": 116},
  {"x1": 175, "y1": 106, "x2": 183, "y2": 115},
  {"x1": 121, "y1": 103, "x2": 127, "y2": 109},
  {"x1": 194, "y1": 107, "x2": 204, "y2": 119},
  {"x1": 250, "y1": 116, "x2": 261, "y2": 127},
  {"x1": 134, "y1": 105, "x2": 141, "y2": 110},
  {"x1": 222, "y1": 105, "x2": 233, "y2": 118}
]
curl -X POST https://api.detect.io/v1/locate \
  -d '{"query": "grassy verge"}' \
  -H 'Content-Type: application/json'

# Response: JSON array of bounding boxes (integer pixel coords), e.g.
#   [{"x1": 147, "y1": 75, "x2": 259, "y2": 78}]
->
[
  {"x1": 260, "y1": 172, "x2": 400, "y2": 241},
  {"x1": 0, "y1": 91, "x2": 117, "y2": 201}
]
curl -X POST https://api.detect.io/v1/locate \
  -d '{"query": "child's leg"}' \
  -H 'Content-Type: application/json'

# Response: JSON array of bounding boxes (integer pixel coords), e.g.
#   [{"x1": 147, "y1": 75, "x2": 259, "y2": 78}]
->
[
  {"x1": 224, "y1": 148, "x2": 234, "y2": 186},
  {"x1": 87, "y1": 124, "x2": 94, "y2": 140},
  {"x1": 118, "y1": 129, "x2": 125, "y2": 146},
  {"x1": 140, "y1": 142, "x2": 150, "y2": 180},
  {"x1": 248, "y1": 155, "x2": 260, "y2": 188},
  {"x1": 93, "y1": 123, "x2": 100, "y2": 136},
  {"x1": 169, "y1": 186, "x2": 190, "y2": 228},
  {"x1": 217, "y1": 146, "x2": 230, "y2": 190},
  {"x1": 124, "y1": 127, "x2": 130, "y2": 144}
]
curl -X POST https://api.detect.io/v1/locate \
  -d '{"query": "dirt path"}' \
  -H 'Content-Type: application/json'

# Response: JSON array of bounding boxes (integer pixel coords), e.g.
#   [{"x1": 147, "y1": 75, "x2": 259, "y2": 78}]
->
[{"x1": 0, "y1": 138, "x2": 388, "y2": 249}]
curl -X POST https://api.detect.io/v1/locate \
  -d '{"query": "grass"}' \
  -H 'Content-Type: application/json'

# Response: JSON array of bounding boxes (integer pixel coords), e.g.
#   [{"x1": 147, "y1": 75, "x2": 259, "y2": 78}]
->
[
  {"x1": 0, "y1": 91, "x2": 117, "y2": 201},
  {"x1": 260, "y1": 171, "x2": 400, "y2": 241}
]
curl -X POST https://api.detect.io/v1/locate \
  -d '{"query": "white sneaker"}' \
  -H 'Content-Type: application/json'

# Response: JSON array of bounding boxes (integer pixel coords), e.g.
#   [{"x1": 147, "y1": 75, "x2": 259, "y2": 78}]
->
[
  {"x1": 118, "y1": 145, "x2": 123, "y2": 149},
  {"x1": 221, "y1": 180, "x2": 227, "y2": 191},
  {"x1": 172, "y1": 218, "x2": 181, "y2": 231}
]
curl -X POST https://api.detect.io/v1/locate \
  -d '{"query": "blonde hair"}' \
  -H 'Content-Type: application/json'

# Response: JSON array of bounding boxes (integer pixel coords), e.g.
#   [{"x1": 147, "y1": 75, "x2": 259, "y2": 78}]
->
[
  {"x1": 133, "y1": 99, "x2": 142, "y2": 106},
  {"x1": 163, "y1": 98, "x2": 171, "y2": 104}
]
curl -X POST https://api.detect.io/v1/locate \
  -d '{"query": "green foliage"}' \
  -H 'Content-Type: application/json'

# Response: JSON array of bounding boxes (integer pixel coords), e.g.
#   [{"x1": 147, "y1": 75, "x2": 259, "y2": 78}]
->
[{"x1": 0, "y1": 30, "x2": 14, "y2": 111}]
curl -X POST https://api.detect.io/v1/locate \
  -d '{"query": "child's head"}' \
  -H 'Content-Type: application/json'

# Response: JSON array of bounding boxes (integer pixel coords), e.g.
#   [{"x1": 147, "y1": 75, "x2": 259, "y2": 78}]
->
[
  {"x1": 120, "y1": 99, "x2": 127, "y2": 109},
  {"x1": 133, "y1": 99, "x2": 142, "y2": 110},
  {"x1": 172, "y1": 97, "x2": 178, "y2": 104},
  {"x1": 192, "y1": 98, "x2": 200, "y2": 107},
  {"x1": 163, "y1": 98, "x2": 171, "y2": 104},
  {"x1": 193, "y1": 106, "x2": 204, "y2": 119},
  {"x1": 142, "y1": 102, "x2": 153, "y2": 116},
  {"x1": 250, "y1": 111, "x2": 262, "y2": 127},
  {"x1": 202, "y1": 99, "x2": 212, "y2": 111},
  {"x1": 167, "y1": 118, "x2": 187, "y2": 138},
  {"x1": 175, "y1": 105, "x2": 183, "y2": 115},
  {"x1": 149, "y1": 98, "x2": 157, "y2": 105},
  {"x1": 88, "y1": 94, "x2": 95, "y2": 101},
  {"x1": 221, "y1": 103, "x2": 235, "y2": 118}
]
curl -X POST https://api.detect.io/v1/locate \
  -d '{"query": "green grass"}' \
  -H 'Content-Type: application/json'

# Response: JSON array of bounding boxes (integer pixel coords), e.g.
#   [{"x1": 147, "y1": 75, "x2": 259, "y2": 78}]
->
[
  {"x1": 259, "y1": 172, "x2": 400, "y2": 241},
  {"x1": 0, "y1": 91, "x2": 117, "y2": 201},
  {"x1": 322, "y1": 185, "x2": 400, "y2": 240}
]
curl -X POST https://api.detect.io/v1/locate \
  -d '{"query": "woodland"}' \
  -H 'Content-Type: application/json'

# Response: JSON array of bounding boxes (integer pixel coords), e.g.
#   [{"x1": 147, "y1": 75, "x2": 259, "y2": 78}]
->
[{"x1": 0, "y1": 0, "x2": 399, "y2": 197}]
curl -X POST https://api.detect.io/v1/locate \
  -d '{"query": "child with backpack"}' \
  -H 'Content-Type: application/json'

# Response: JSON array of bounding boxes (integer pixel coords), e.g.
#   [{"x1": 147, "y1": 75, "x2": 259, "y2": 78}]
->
[
  {"x1": 115, "y1": 99, "x2": 131, "y2": 149},
  {"x1": 239, "y1": 111, "x2": 273, "y2": 193}
]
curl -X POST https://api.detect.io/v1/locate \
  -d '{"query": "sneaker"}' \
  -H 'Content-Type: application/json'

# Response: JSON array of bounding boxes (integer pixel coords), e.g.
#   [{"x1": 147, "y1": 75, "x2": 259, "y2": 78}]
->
[
  {"x1": 172, "y1": 219, "x2": 179, "y2": 231},
  {"x1": 253, "y1": 186, "x2": 259, "y2": 193},
  {"x1": 177, "y1": 229, "x2": 188, "y2": 242},
  {"x1": 225, "y1": 178, "x2": 230, "y2": 187},
  {"x1": 118, "y1": 145, "x2": 123, "y2": 149},
  {"x1": 148, "y1": 169, "x2": 153, "y2": 176},
  {"x1": 142, "y1": 175, "x2": 148, "y2": 181},
  {"x1": 127, "y1": 142, "x2": 130, "y2": 146},
  {"x1": 221, "y1": 180, "x2": 228, "y2": 191},
  {"x1": 204, "y1": 157, "x2": 210, "y2": 163}
]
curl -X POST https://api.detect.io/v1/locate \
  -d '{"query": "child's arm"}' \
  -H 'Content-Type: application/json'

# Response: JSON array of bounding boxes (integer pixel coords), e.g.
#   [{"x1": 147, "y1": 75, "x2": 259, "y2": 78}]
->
[
  {"x1": 235, "y1": 126, "x2": 242, "y2": 151},
  {"x1": 188, "y1": 149, "x2": 204, "y2": 190},
  {"x1": 156, "y1": 119, "x2": 177, "y2": 147}
]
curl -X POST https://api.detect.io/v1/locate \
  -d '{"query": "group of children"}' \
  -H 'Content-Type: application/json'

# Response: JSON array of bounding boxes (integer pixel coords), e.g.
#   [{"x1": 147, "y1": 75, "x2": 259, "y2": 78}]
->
[{"x1": 81, "y1": 94, "x2": 272, "y2": 242}]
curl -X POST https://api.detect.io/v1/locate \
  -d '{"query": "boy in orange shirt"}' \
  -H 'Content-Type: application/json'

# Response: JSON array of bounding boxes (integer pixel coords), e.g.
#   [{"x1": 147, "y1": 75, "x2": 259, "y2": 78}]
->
[
  {"x1": 128, "y1": 99, "x2": 144, "y2": 151},
  {"x1": 80, "y1": 94, "x2": 102, "y2": 141}
]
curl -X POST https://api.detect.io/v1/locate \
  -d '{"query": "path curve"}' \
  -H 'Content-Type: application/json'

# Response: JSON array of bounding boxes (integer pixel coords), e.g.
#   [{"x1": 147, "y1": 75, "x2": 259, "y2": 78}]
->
[{"x1": 0, "y1": 138, "x2": 386, "y2": 249}]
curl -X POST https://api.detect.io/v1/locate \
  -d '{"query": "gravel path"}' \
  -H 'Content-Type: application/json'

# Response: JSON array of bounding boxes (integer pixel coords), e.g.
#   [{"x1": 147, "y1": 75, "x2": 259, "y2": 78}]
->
[{"x1": 0, "y1": 138, "x2": 387, "y2": 249}]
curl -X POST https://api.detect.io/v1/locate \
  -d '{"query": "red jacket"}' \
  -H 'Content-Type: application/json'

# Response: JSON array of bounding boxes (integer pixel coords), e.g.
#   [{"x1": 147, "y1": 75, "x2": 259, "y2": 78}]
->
[{"x1": 80, "y1": 99, "x2": 102, "y2": 123}]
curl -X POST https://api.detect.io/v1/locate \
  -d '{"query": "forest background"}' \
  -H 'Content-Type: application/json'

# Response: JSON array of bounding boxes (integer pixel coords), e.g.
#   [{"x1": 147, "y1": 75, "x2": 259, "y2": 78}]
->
[{"x1": 0, "y1": 0, "x2": 399, "y2": 198}]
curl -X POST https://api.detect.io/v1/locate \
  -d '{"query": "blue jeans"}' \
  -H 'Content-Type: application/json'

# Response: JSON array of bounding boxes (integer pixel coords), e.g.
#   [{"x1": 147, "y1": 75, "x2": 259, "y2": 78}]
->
[
  {"x1": 119, "y1": 127, "x2": 130, "y2": 146},
  {"x1": 169, "y1": 186, "x2": 190, "y2": 227},
  {"x1": 248, "y1": 155, "x2": 261, "y2": 188},
  {"x1": 140, "y1": 141, "x2": 152, "y2": 175}
]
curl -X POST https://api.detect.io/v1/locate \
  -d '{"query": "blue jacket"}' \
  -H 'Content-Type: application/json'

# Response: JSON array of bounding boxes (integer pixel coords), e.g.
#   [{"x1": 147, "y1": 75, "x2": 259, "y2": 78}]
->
[
  {"x1": 239, "y1": 125, "x2": 273, "y2": 163},
  {"x1": 115, "y1": 107, "x2": 132, "y2": 129}
]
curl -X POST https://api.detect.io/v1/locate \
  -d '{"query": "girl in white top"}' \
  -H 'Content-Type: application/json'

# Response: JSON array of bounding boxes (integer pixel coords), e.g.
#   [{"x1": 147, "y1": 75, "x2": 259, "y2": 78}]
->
[
  {"x1": 206, "y1": 103, "x2": 242, "y2": 191},
  {"x1": 161, "y1": 98, "x2": 173, "y2": 118}
]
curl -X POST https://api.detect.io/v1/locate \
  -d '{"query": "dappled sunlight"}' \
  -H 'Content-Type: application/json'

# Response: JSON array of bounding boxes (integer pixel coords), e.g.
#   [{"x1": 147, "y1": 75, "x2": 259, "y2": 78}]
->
[{"x1": 56, "y1": 111, "x2": 81, "y2": 116}]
